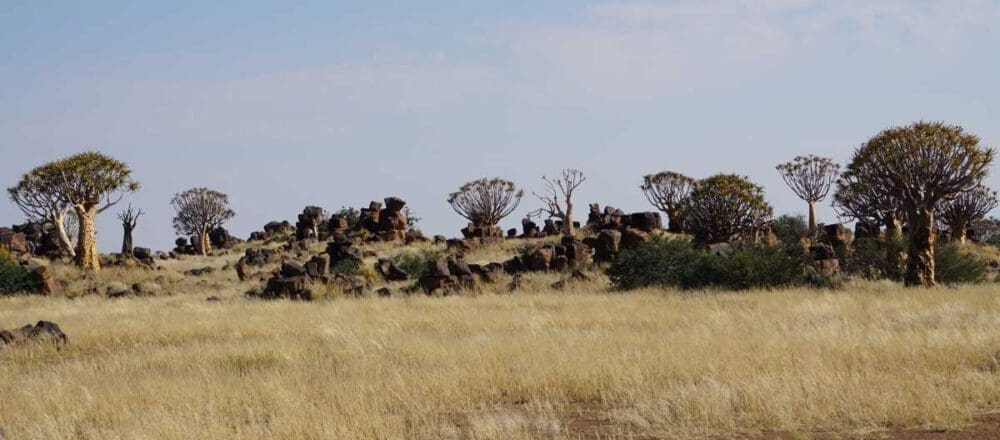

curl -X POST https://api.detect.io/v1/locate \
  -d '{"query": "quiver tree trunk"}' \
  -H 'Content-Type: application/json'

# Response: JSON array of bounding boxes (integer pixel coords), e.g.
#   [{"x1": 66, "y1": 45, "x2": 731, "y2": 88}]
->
[
  {"x1": 807, "y1": 202, "x2": 818, "y2": 236},
  {"x1": 121, "y1": 225, "x2": 134, "y2": 255},
  {"x1": 54, "y1": 211, "x2": 76, "y2": 257},
  {"x1": 905, "y1": 208, "x2": 936, "y2": 287},
  {"x1": 952, "y1": 220, "x2": 969, "y2": 244},
  {"x1": 666, "y1": 209, "x2": 683, "y2": 233},
  {"x1": 74, "y1": 205, "x2": 100, "y2": 271},
  {"x1": 198, "y1": 228, "x2": 212, "y2": 256},
  {"x1": 564, "y1": 201, "x2": 575, "y2": 236}
]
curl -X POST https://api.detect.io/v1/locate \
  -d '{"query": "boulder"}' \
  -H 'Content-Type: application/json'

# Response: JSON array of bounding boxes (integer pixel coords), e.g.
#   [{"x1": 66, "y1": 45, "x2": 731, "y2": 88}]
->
[
  {"x1": 31, "y1": 265, "x2": 62, "y2": 296},
  {"x1": 526, "y1": 246, "x2": 555, "y2": 271},
  {"x1": 1, "y1": 321, "x2": 68, "y2": 348},
  {"x1": 621, "y1": 228, "x2": 650, "y2": 250},
  {"x1": 305, "y1": 254, "x2": 330, "y2": 278},
  {"x1": 263, "y1": 275, "x2": 313, "y2": 300},
  {"x1": 628, "y1": 212, "x2": 662, "y2": 232},
  {"x1": 594, "y1": 230, "x2": 622, "y2": 262},
  {"x1": 133, "y1": 247, "x2": 152, "y2": 260},
  {"x1": 280, "y1": 261, "x2": 308, "y2": 278},
  {"x1": 375, "y1": 258, "x2": 410, "y2": 281}
]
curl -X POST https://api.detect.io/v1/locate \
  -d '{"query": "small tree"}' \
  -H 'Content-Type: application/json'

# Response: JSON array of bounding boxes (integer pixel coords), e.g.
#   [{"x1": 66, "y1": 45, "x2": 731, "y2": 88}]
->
[
  {"x1": 45, "y1": 152, "x2": 139, "y2": 270},
  {"x1": 776, "y1": 155, "x2": 839, "y2": 235},
  {"x1": 640, "y1": 171, "x2": 695, "y2": 232},
  {"x1": 845, "y1": 121, "x2": 994, "y2": 286},
  {"x1": 530, "y1": 169, "x2": 586, "y2": 235},
  {"x1": 683, "y1": 174, "x2": 773, "y2": 244},
  {"x1": 116, "y1": 204, "x2": 144, "y2": 255},
  {"x1": 833, "y1": 165, "x2": 904, "y2": 238},
  {"x1": 7, "y1": 165, "x2": 78, "y2": 257},
  {"x1": 938, "y1": 185, "x2": 998, "y2": 244},
  {"x1": 448, "y1": 178, "x2": 523, "y2": 228},
  {"x1": 171, "y1": 188, "x2": 235, "y2": 256}
]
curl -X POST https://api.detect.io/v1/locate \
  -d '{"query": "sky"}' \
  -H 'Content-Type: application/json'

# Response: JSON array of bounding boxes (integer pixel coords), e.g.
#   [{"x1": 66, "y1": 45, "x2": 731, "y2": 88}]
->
[{"x1": 2, "y1": 0, "x2": 1000, "y2": 252}]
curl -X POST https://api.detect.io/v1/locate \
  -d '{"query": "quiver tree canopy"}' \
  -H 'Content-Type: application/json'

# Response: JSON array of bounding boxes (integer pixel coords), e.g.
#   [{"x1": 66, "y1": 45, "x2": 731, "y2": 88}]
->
[
  {"x1": 683, "y1": 174, "x2": 773, "y2": 244},
  {"x1": 448, "y1": 178, "x2": 523, "y2": 226},
  {"x1": 640, "y1": 171, "x2": 695, "y2": 232},
  {"x1": 776, "y1": 155, "x2": 839, "y2": 234}
]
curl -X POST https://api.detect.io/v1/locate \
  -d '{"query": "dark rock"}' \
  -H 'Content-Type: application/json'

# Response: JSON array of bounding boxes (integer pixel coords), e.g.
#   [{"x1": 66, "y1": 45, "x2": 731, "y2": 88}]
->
[
  {"x1": 280, "y1": 261, "x2": 308, "y2": 278},
  {"x1": 305, "y1": 254, "x2": 330, "y2": 278},
  {"x1": 31, "y1": 265, "x2": 62, "y2": 296},
  {"x1": 621, "y1": 228, "x2": 650, "y2": 250},
  {"x1": 594, "y1": 230, "x2": 622, "y2": 262},
  {"x1": 375, "y1": 258, "x2": 410, "y2": 281},
  {"x1": 628, "y1": 212, "x2": 662, "y2": 232}
]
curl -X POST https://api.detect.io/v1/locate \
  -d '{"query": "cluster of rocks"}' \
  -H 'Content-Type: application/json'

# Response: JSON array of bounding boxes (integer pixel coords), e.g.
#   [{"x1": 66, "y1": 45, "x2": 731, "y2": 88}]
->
[
  {"x1": 0, "y1": 320, "x2": 68, "y2": 350},
  {"x1": 417, "y1": 256, "x2": 504, "y2": 294},
  {"x1": 173, "y1": 227, "x2": 240, "y2": 255},
  {"x1": 352, "y1": 197, "x2": 410, "y2": 242},
  {"x1": 235, "y1": 247, "x2": 282, "y2": 281},
  {"x1": 250, "y1": 236, "x2": 372, "y2": 300},
  {"x1": 806, "y1": 224, "x2": 854, "y2": 276},
  {"x1": 508, "y1": 218, "x2": 582, "y2": 239},
  {"x1": 249, "y1": 221, "x2": 296, "y2": 242},
  {"x1": 1, "y1": 222, "x2": 72, "y2": 261},
  {"x1": 503, "y1": 236, "x2": 593, "y2": 273}
]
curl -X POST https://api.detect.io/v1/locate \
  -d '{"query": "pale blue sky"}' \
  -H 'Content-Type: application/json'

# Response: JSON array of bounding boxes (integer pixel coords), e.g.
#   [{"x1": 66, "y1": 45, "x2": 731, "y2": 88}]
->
[{"x1": 3, "y1": 1, "x2": 1000, "y2": 251}]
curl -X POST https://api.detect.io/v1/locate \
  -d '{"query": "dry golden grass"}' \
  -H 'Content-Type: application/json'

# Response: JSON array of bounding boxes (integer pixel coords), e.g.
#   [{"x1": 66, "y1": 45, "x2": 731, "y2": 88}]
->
[{"x1": 2, "y1": 278, "x2": 1000, "y2": 439}]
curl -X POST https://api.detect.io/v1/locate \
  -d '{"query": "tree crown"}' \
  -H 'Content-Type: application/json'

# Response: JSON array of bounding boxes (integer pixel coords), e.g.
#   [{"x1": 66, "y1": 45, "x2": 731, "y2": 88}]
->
[
  {"x1": 448, "y1": 178, "x2": 524, "y2": 226},
  {"x1": 171, "y1": 187, "x2": 235, "y2": 236},
  {"x1": 776, "y1": 155, "x2": 839, "y2": 203},
  {"x1": 683, "y1": 174, "x2": 773, "y2": 244},
  {"x1": 640, "y1": 171, "x2": 695, "y2": 213}
]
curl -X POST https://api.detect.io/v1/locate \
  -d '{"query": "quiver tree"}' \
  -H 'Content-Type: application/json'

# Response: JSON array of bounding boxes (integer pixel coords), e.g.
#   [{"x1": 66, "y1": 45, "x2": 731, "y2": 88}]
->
[
  {"x1": 171, "y1": 188, "x2": 235, "y2": 256},
  {"x1": 7, "y1": 167, "x2": 77, "y2": 257},
  {"x1": 833, "y1": 161, "x2": 904, "y2": 238},
  {"x1": 937, "y1": 185, "x2": 998, "y2": 244},
  {"x1": 682, "y1": 174, "x2": 773, "y2": 244},
  {"x1": 448, "y1": 178, "x2": 523, "y2": 233},
  {"x1": 640, "y1": 171, "x2": 695, "y2": 232},
  {"x1": 846, "y1": 121, "x2": 994, "y2": 286},
  {"x1": 116, "y1": 204, "x2": 144, "y2": 255},
  {"x1": 44, "y1": 152, "x2": 139, "y2": 270},
  {"x1": 530, "y1": 169, "x2": 586, "y2": 235},
  {"x1": 776, "y1": 155, "x2": 839, "y2": 235}
]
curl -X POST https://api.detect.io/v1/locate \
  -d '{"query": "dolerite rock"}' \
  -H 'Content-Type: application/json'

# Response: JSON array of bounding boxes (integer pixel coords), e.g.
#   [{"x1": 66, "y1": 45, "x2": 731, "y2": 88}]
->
[
  {"x1": 209, "y1": 227, "x2": 240, "y2": 250},
  {"x1": 551, "y1": 255, "x2": 569, "y2": 272},
  {"x1": 375, "y1": 258, "x2": 410, "y2": 281},
  {"x1": 31, "y1": 265, "x2": 62, "y2": 296},
  {"x1": 809, "y1": 243, "x2": 836, "y2": 261},
  {"x1": 296, "y1": 206, "x2": 328, "y2": 241},
  {"x1": 594, "y1": 230, "x2": 622, "y2": 262},
  {"x1": 507, "y1": 228, "x2": 518, "y2": 238},
  {"x1": 305, "y1": 254, "x2": 330, "y2": 278},
  {"x1": 628, "y1": 212, "x2": 662, "y2": 232},
  {"x1": 376, "y1": 287, "x2": 393, "y2": 297},
  {"x1": 621, "y1": 228, "x2": 650, "y2": 250},
  {"x1": 527, "y1": 246, "x2": 555, "y2": 271},
  {"x1": 811, "y1": 259, "x2": 840, "y2": 276},
  {"x1": 405, "y1": 230, "x2": 429, "y2": 244},
  {"x1": 446, "y1": 239, "x2": 473, "y2": 253},
  {"x1": 419, "y1": 258, "x2": 458, "y2": 293},
  {"x1": 433, "y1": 235, "x2": 447, "y2": 245},
  {"x1": 185, "y1": 266, "x2": 216, "y2": 276},
  {"x1": 0, "y1": 228, "x2": 29, "y2": 254},
  {"x1": 0, "y1": 321, "x2": 68, "y2": 348},
  {"x1": 263, "y1": 275, "x2": 313, "y2": 300},
  {"x1": 562, "y1": 236, "x2": 591, "y2": 267},
  {"x1": 521, "y1": 218, "x2": 539, "y2": 237},
  {"x1": 280, "y1": 261, "x2": 308, "y2": 278},
  {"x1": 326, "y1": 239, "x2": 363, "y2": 266},
  {"x1": 133, "y1": 247, "x2": 152, "y2": 260},
  {"x1": 503, "y1": 256, "x2": 525, "y2": 274},
  {"x1": 447, "y1": 257, "x2": 475, "y2": 287},
  {"x1": 587, "y1": 204, "x2": 626, "y2": 230}
]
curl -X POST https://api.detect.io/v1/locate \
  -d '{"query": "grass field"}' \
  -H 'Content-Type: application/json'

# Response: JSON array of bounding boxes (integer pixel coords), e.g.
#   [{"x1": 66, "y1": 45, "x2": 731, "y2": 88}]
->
[{"x1": 3, "y1": 279, "x2": 1000, "y2": 439}]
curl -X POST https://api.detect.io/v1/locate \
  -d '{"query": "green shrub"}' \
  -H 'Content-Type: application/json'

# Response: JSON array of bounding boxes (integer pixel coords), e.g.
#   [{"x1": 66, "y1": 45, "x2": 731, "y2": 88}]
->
[
  {"x1": 392, "y1": 249, "x2": 442, "y2": 279},
  {"x1": 606, "y1": 237, "x2": 703, "y2": 290},
  {"x1": 0, "y1": 248, "x2": 36, "y2": 294},
  {"x1": 771, "y1": 214, "x2": 809, "y2": 244},
  {"x1": 607, "y1": 237, "x2": 808, "y2": 291},
  {"x1": 847, "y1": 237, "x2": 905, "y2": 281},
  {"x1": 330, "y1": 258, "x2": 363, "y2": 276},
  {"x1": 935, "y1": 242, "x2": 987, "y2": 284}
]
